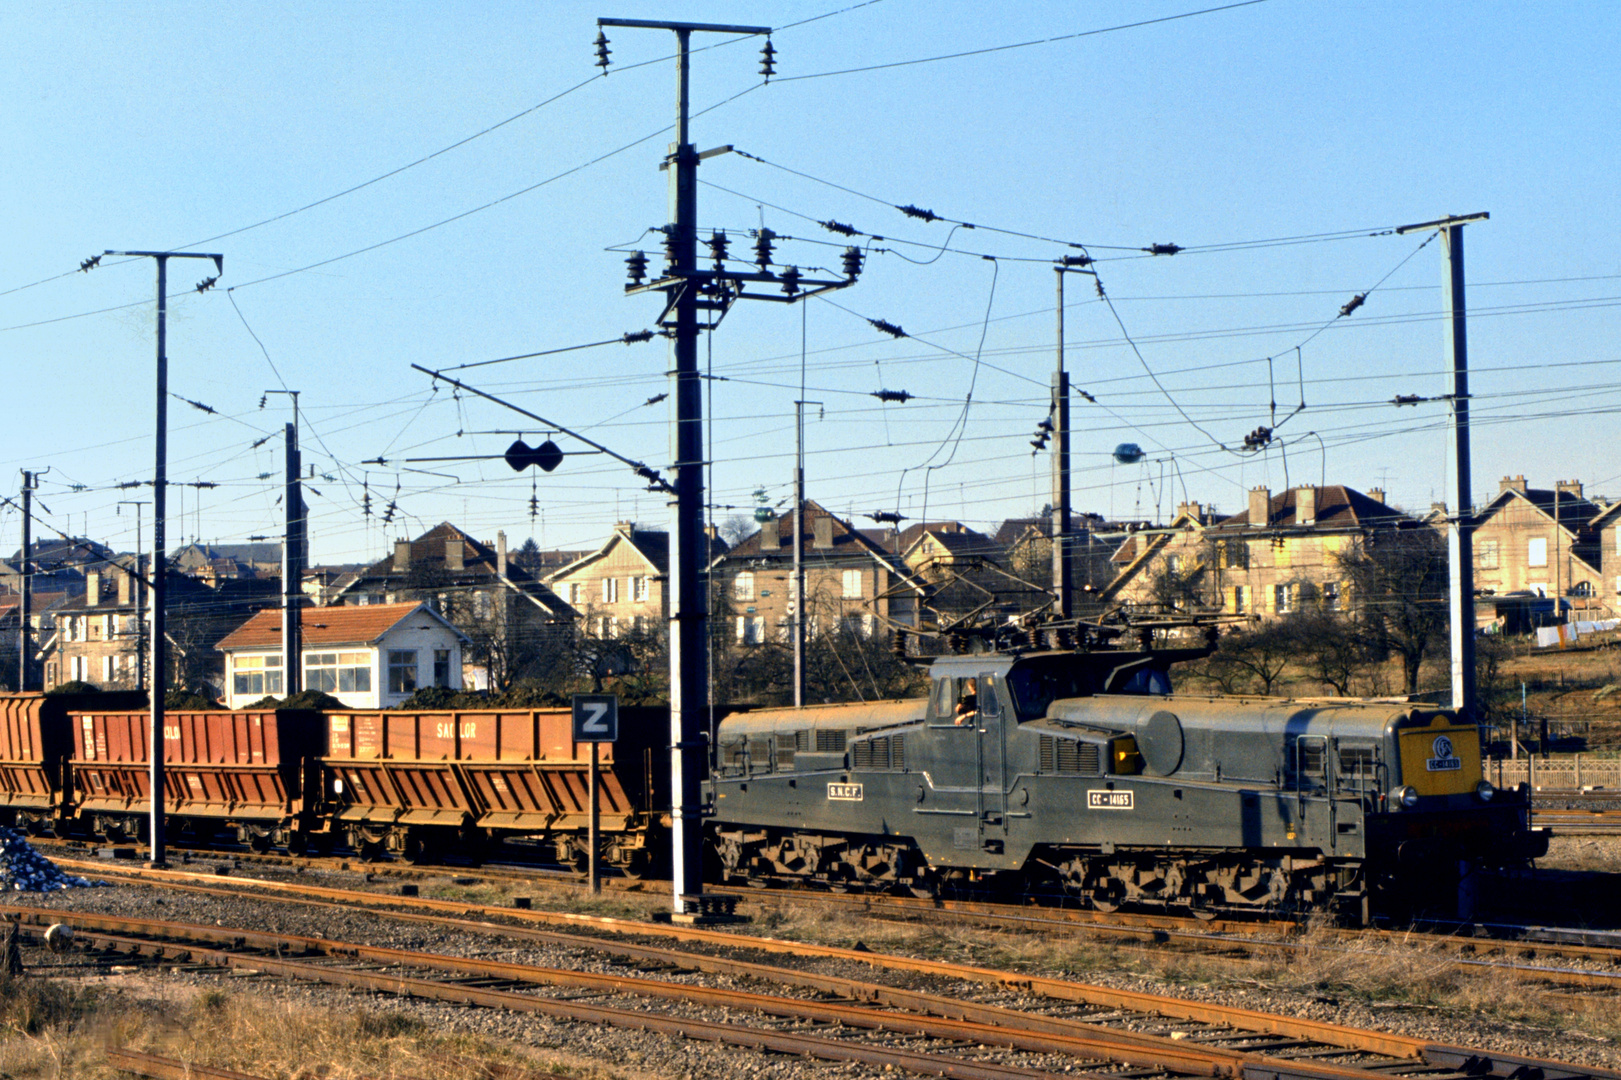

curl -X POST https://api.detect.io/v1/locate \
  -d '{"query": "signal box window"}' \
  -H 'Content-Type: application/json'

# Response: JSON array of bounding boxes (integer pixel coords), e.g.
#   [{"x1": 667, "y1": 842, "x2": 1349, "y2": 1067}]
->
[
  {"x1": 388, "y1": 650, "x2": 418, "y2": 694},
  {"x1": 233, "y1": 653, "x2": 284, "y2": 697},
  {"x1": 305, "y1": 651, "x2": 372, "y2": 693}
]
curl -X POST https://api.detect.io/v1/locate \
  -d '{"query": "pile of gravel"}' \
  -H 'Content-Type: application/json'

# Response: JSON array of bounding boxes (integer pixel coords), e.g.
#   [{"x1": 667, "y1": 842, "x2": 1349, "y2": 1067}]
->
[{"x1": 0, "y1": 828, "x2": 106, "y2": 891}]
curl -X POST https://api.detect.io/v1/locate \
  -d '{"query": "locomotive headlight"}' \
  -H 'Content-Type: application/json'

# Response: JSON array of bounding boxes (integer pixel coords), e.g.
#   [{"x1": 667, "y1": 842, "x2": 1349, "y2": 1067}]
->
[
  {"x1": 1475, "y1": 780, "x2": 1495, "y2": 802},
  {"x1": 1395, "y1": 785, "x2": 1419, "y2": 809}
]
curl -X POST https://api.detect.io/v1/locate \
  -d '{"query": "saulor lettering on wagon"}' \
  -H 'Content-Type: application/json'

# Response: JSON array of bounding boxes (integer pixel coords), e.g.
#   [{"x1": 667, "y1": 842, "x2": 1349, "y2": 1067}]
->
[
  {"x1": 1087, "y1": 790, "x2": 1134, "y2": 810},
  {"x1": 1426, "y1": 734, "x2": 1462, "y2": 772},
  {"x1": 827, "y1": 782, "x2": 864, "y2": 801}
]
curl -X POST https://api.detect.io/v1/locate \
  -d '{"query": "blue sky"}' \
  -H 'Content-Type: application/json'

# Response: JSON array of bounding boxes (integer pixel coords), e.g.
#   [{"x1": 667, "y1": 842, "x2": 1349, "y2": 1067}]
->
[{"x1": 4, "y1": 1, "x2": 1618, "y2": 563}]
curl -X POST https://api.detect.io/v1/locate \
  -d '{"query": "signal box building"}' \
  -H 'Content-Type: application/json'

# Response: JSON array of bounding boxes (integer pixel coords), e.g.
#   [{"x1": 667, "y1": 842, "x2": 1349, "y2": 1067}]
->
[{"x1": 216, "y1": 601, "x2": 468, "y2": 710}]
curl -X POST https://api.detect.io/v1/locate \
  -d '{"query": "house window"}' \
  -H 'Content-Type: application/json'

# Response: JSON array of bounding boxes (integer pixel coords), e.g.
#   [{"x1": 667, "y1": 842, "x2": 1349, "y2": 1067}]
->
[
  {"x1": 842, "y1": 569, "x2": 863, "y2": 599},
  {"x1": 102, "y1": 655, "x2": 114, "y2": 682},
  {"x1": 565, "y1": 582, "x2": 581, "y2": 605},
  {"x1": 1478, "y1": 540, "x2": 1500, "y2": 570},
  {"x1": 1167, "y1": 554, "x2": 1182, "y2": 574},
  {"x1": 737, "y1": 616, "x2": 764, "y2": 644},
  {"x1": 1231, "y1": 586, "x2": 1247, "y2": 614},
  {"x1": 1528, "y1": 537, "x2": 1548, "y2": 567},
  {"x1": 1274, "y1": 583, "x2": 1294, "y2": 614},
  {"x1": 305, "y1": 651, "x2": 372, "y2": 693},
  {"x1": 733, "y1": 572, "x2": 755, "y2": 601},
  {"x1": 70, "y1": 656, "x2": 86, "y2": 683},
  {"x1": 474, "y1": 591, "x2": 492, "y2": 619},
  {"x1": 600, "y1": 616, "x2": 617, "y2": 638},
  {"x1": 433, "y1": 649, "x2": 451, "y2": 687},
  {"x1": 602, "y1": 577, "x2": 618, "y2": 604},
  {"x1": 1323, "y1": 582, "x2": 1342, "y2": 612},
  {"x1": 232, "y1": 653, "x2": 284, "y2": 697},
  {"x1": 387, "y1": 650, "x2": 418, "y2": 695},
  {"x1": 632, "y1": 576, "x2": 649, "y2": 603}
]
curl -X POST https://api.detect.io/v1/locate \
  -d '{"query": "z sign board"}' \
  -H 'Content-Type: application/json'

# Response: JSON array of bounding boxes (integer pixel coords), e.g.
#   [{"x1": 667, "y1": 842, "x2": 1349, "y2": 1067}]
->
[{"x1": 572, "y1": 694, "x2": 619, "y2": 743}]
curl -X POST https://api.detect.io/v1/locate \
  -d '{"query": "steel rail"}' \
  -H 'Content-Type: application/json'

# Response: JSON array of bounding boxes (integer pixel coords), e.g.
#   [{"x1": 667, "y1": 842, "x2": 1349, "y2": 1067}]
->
[
  {"x1": 54, "y1": 856, "x2": 1621, "y2": 989},
  {"x1": 30, "y1": 910, "x2": 1621, "y2": 1080},
  {"x1": 30, "y1": 860, "x2": 1494, "y2": 1057},
  {"x1": 49, "y1": 927, "x2": 1087, "y2": 1080},
  {"x1": 3, "y1": 910, "x2": 1520, "y2": 1080},
  {"x1": 106, "y1": 1048, "x2": 269, "y2": 1080}
]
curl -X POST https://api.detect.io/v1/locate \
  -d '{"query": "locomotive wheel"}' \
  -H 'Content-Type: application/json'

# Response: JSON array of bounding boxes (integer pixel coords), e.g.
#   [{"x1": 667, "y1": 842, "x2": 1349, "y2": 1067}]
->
[{"x1": 1090, "y1": 877, "x2": 1125, "y2": 912}]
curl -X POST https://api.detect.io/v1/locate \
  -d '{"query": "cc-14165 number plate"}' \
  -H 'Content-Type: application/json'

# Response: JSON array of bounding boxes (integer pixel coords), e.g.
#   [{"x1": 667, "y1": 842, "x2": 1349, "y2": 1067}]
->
[
  {"x1": 1087, "y1": 790, "x2": 1134, "y2": 810},
  {"x1": 827, "y1": 782, "x2": 864, "y2": 801}
]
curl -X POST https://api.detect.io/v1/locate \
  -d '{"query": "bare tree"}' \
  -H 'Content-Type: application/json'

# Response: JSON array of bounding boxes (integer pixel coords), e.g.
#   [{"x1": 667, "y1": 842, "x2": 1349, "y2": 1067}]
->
[
  {"x1": 1193, "y1": 622, "x2": 1295, "y2": 695},
  {"x1": 720, "y1": 514, "x2": 757, "y2": 548},
  {"x1": 1288, "y1": 610, "x2": 1375, "y2": 697},
  {"x1": 1334, "y1": 529, "x2": 1447, "y2": 696}
]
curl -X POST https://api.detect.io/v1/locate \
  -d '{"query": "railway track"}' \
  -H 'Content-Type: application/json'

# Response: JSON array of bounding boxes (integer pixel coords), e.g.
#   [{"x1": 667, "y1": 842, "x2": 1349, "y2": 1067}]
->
[
  {"x1": 43, "y1": 855, "x2": 1621, "y2": 997},
  {"x1": 1532, "y1": 809, "x2": 1621, "y2": 834},
  {"x1": 19, "y1": 902, "x2": 1621, "y2": 1080}
]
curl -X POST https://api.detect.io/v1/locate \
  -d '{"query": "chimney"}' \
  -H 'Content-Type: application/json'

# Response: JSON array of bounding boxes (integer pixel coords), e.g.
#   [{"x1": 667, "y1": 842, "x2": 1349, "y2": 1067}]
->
[
  {"x1": 1367, "y1": 487, "x2": 1386, "y2": 504},
  {"x1": 1500, "y1": 475, "x2": 1527, "y2": 496},
  {"x1": 392, "y1": 540, "x2": 411, "y2": 572},
  {"x1": 1176, "y1": 500, "x2": 1202, "y2": 522},
  {"x1": 1296, "y1": 486, "x2": 1316, "y2": 527},
  {"x1": 1556, "y1": 480, "x2": 1584, "y2": 500},
  {"x1": 1248, "y1": 486, "x2": 1270, "y2": 527},
  {"x1": 759, "y1": 519, "x2": 780, "y2": 550},
  {"x1": 85, "y1": 569, "x2": 101, "y2": 607},
  {"x1": 445, "y1": 538, "x2": 465, "y2": 572},
  {"x1": 117, "y1": 567, "x2": 132, "y2": 606},
  {"x1": 497, "y1": 531, "x2": 508, "y2": 579},
  {"x1": 1431, "y1": 501, "x2": 1449, "y2": 519},
  {"x1": 813, "y1": 515, "x2": 834, "y2": 550}
]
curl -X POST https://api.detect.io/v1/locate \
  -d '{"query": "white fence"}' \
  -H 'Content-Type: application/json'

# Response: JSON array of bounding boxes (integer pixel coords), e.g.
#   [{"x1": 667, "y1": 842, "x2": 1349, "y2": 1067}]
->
[{"x1": 1490, "y1": 755, "x2": 1621, "y2": 791}]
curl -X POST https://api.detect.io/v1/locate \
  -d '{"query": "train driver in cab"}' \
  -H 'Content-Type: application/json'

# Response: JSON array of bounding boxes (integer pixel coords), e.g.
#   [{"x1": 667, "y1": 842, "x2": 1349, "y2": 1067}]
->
[{"x1": 954, "y1": 678, "x2": 978, "y2": 724}]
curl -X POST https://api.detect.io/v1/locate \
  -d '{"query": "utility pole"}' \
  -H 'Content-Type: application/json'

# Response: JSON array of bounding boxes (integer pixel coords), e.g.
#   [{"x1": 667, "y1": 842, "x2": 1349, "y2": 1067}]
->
[
  {"x1": 792, "y1": 400, "x2": 821, "y2": 707},
  {"x1": 1051, "y1": 259, "x2": 1094, "y2": 620},
  {"x1": 104, "y1": 249, "x2": 223, "y2": 869},
  {"x1": 599, "y1": 16, "x2": 858, "y2": 915},
  {"x1": 117, "y1": 501, "x2": 148, "y2": 693},
  {"x1": 17, "y1": 471, "x2": 39, "y2": 691},
  {"x1": 1394, "y1": 214, "x2": 1486, "y2": 720},
  {"x1": 266, "y1": 391, "x2": 303, "y2": 695}
]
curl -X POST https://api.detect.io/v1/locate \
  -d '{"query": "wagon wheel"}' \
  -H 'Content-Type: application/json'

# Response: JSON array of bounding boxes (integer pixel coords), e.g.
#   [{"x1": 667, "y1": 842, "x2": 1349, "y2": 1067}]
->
[
  {"x1": 16, "y1": 812, "x2": 49, "y2": 837},
  {"x1": 246, "y1": 825, "x2": 276, "y2": 855},
  {"x1": 354, "y1": 824, "x2": 392, "y2": 863},
  {"x1": 618, "y1": 850, "x2": 651, "y2": 881},
  {"x1": 286, "y1": 832, "x2": 311, "y2": 858}
]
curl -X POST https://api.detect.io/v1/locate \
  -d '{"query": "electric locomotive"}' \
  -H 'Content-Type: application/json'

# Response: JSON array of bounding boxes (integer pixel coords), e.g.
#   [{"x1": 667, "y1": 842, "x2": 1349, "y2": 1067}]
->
[{"x1": 708, "y1": 644, "x2": 1543, "y2": 920}]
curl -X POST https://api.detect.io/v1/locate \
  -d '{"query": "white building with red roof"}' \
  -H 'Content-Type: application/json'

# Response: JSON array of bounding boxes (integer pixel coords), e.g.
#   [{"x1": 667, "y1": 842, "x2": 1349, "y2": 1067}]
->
[{"x1": 215, "y1": 601, "x2": 469, "y2": 709}]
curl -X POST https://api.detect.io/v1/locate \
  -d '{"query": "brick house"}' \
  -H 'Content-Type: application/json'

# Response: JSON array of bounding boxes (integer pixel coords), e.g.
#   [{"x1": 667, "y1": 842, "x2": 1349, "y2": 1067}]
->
[
  {"x1": 334, "y1": 522, "x2": 574, "y2": 691},
  {"x1": 712, "y1": 501, "x2": 918, "y2": 644},
  {"x1": 1471, "y1": 476, "x2": 1608, "y2": 614},
  {"x1": 544, "y1": 523, "x2": 670, "y2": 640},
  {"x1": 1103, "y1": 486, "x2": 1413, "y2": 618},
  {"x1": 895, "y1": 522, "x2": 1050, "y2": 628},
  {"x1": 217, "y1": 601, "x2": 468, "y2": 709}
]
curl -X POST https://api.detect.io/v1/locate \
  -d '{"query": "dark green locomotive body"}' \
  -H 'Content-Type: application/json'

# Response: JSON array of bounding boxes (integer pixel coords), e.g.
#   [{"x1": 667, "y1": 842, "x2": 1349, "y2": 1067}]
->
[{"x1": 709, "y1": 649, "x2": 1542, "y2": 917}]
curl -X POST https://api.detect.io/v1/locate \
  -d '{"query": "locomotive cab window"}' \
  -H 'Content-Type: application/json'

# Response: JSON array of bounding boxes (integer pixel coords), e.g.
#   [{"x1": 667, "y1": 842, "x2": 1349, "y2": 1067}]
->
[{"x1": 930, "y1": 677, "x2": 970, "y2": 726}]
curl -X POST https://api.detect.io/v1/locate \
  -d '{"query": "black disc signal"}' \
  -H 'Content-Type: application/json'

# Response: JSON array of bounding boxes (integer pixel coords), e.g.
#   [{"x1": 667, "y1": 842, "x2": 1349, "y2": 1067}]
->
[{"x1": 505, "y1": 438, "x2": 565, "y2": 473}]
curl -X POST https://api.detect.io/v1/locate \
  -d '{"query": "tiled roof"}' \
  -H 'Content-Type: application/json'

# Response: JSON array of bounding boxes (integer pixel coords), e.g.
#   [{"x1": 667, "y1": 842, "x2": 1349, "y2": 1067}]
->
[
  {"x1": 1210, "y1": 485, "x2": 1405, "y2": 530},
  {"x1": 720, "y1": 501, "x2": 897, "y2": 566},
  {"x1": 216, "y1": 601, "x2": 462, "y2": 651}
]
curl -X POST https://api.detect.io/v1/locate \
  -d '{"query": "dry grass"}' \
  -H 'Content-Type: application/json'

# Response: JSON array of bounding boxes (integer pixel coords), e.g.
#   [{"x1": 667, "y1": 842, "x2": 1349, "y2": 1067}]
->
[{"x1": 0, "y1": 974, "x2": 640, "y2": 1080}]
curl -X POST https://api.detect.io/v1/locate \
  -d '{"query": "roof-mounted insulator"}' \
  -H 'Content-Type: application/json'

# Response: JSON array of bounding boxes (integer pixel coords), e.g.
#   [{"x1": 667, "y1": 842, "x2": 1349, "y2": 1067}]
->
[
  {"x1": 758, "y1": 38, "x2": 776, "y2": 80},
  {"x1": 79, "y1": 255, "x2": 101, "y2": 273},
  {"x1": 706, "y1": 230, "x2": 729, "y2": 270},
  {"x1": 841, "y1": 246, "x2": 864, "y2": 280},
  {"x1": 625, "y1": 250, "x2": 648, "y2": 286},
  {"x1": 820, "y1": 219, "x2": 857, "y2": 237},
  {"x1": 1339, "y1": 292, "x2": 1367, "y2": 317},
  {"x1": 868, "y1": 318, "x2": 906, "y2": 339},
  {"x1": 871, "y1": 389, "x2": 913, "y2": 404},
  {"x1": 594, "y1": 31, "x2": 611, "y2": 71},
  {"x1": 779, "y1": 265, "x2": 801, "y2": 296},
  {"x1": 897, "y1": 204, "x2": 939, "y2": 223},
  {"x1": 1144, "y1": 243, "x2": 1183, "y2": 256},
  {"x1": 753, "y1": 228, "x2": 775, "y2": 270}
]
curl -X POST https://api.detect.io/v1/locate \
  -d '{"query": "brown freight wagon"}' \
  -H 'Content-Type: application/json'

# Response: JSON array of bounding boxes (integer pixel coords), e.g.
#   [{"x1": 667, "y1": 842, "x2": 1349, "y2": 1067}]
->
[
  {"x1": 316, "y1": 707, "x2": 668, "y2": 869},
  {"x1": 0, "y1": 692, "x2": 144, "y2": 834},
  {"x1": 68, "y1": 710, "x2": 322, "y2": 849}
]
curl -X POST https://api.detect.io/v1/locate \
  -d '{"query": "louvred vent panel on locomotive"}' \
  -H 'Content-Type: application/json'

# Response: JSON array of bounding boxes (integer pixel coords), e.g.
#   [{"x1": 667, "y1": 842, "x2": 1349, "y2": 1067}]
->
[
  {"x1": 852, "y1": 734, "x2": 905, "y2": 770},
  {"x1": 815, "y1": 729, "x2": 847, "y2": 753},
  {"x1": 1039, "y1": 735, "x2": 1100, "y2": 775}
]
